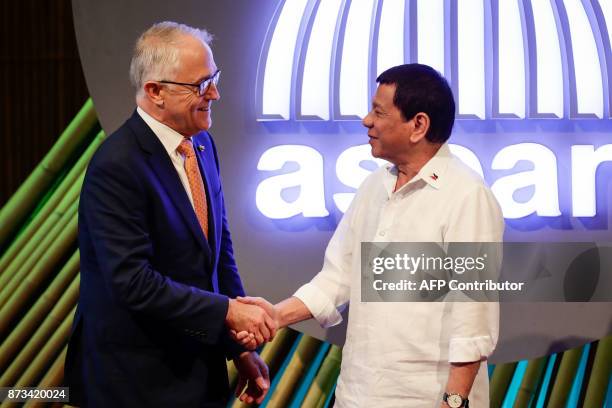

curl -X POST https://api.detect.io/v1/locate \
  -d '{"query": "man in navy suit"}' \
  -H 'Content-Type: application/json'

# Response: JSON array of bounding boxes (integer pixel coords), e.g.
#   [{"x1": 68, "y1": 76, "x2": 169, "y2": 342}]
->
[{"x1": 65, "y1": 22, "x2": 275, "y2": 407}]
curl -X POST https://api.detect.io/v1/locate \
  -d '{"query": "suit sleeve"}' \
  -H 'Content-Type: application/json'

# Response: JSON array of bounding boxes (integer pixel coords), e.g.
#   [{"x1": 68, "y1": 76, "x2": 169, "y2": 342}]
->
[
  {"x1": 218, "y1": 192, "x2": 249, "y2": 360},
  {"x1": 206, "y1": 134, "x2": 247, "y2": 359},
  {"x1": 81, "y1": 157, "x2": 229, "y2": 345},
  {"x1": 207, "y1": 133, "x2": 245, "y2": 298},
  {"x1": 216, "y1": 191, "x2": 245, "y2": 298}
]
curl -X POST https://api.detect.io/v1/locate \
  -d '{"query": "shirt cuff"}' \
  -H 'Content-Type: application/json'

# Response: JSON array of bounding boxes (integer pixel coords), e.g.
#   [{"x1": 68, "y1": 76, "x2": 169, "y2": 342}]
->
[
  {"x1": 293, "y1": 283, "x2": 343, "y2": 328},
  {"x1": 448, "y1": 336, "x2": 496, "y2": 363}
]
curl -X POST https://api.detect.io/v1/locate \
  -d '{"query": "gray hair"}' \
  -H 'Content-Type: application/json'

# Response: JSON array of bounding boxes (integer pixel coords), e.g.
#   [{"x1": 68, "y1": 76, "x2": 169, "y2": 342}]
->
[{"x1": 129, "y1": 21, "x2": 213, "y2": 96}]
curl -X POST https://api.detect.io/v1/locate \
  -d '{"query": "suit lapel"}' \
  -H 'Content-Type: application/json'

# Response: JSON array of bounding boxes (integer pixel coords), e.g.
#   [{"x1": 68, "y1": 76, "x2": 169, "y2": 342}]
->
[{"x1": 129, "y1": 112, "x2": 212, "y2": 259}]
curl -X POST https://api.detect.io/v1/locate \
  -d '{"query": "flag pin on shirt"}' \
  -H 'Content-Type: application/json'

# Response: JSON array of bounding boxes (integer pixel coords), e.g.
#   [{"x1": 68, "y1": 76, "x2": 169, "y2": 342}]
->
[
  {"x1": 430, "y1": 173, "x2": 438, "y2": 181},
  {"x1": 198, "y1": 145, "x2": 205, "y2": 152}
]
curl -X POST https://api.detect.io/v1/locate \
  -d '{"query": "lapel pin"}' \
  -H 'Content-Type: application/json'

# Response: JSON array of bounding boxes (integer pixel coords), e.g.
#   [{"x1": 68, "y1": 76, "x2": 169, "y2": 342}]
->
[
  {"x1": 430, "y1": 173, "x2": 438, "y2": 181},
  {"x1": 197, "y1": 145, "x2": 205, "y2": 152}
]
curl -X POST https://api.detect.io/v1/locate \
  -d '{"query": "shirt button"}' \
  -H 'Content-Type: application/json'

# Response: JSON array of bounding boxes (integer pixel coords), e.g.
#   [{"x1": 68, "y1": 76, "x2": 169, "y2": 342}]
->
[{"x1": 379, "y1": 231, "x2": 386, "y2": 236}]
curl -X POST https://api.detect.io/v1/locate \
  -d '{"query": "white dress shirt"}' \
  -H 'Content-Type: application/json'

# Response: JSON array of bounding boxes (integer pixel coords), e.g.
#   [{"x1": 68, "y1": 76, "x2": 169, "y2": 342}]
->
[
  {"x1": 294, "y1": 143, "x2": 504, "y2": 408},
  {"x1": 137, "y1": 107, "x2": 196, "y2": 209}
]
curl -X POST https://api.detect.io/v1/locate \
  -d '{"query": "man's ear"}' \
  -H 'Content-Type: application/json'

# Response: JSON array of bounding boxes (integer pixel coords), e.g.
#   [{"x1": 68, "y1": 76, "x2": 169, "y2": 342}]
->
[
  {"x1": 409, "y1": 112, "x2": 430, "y2": 143},
  {"x1": 143, "y1": 81, "x2": 164, "y2": 107}
]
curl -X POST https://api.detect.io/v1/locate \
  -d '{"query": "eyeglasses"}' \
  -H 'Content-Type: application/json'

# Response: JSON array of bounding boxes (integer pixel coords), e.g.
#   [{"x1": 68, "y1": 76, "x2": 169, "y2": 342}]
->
[{"x1": 158, "y1": 69, "x2": 221, "y2": 96}]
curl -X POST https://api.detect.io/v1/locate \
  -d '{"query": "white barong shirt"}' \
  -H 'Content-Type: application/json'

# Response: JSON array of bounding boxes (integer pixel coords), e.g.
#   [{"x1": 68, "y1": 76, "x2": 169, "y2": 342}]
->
[{"x1": 294, "y1": 143, "x2": 504, "y2": 407}]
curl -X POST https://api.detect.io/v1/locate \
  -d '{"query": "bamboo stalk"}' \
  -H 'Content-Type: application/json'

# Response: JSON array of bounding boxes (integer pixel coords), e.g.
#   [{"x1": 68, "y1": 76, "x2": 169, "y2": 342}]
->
[
  {"x1": 22, "y1": 345, "x2": 68, "y2": 408},
  {"x1": 488, "y1": 362, "x2": 516, "y2": 408},
  {"x1": 547, "y1": 346, "x2": 583, "y2": 407},
  {"x1": 0, "y1": 251, "x2": 79, "y2": 371},
  {"x1": 582, "y1": 336, "x2": 612, "y2": 407},
  {"x1": 513, "y1": 356, "x2": 547, "y2": 408},
  {"x1": 0, "y1": 129, "x2": 103, "y2": 275},
  {"x1": 0, "y1": 99, "x2": 97, "y2": 248},
  {"x1": 0, "y1": 207, "x2": 78, "y2": 335},
  {"x1": 288, "y1": 342, "x2": 330, "y2": 407},
  {"x1": 0, "y1": 171, "x2": 82, "y2": 300},
  {"x1": 265, "y1": 335, "x2": 321, "y2": 408},
  {"x1": 301, "y1": 345, "x2": 342, "y2": 408},
  {"x1": 11, "y1": 305, "x2": 76, "y2": 388},
  {"x1": 227, "y1": 359, "x2": 239, "y2": 393},
  {"x1": 260, "y1": 328, "x2": 298, "y2": 374},
  {"x1": 0, "y1": 275, "x2": 79, "y2": 386},
  {"x1": 0, "y1": 183, "x2": 79, "y2": 306},
  {"x1": 0, "y1": 170, "x2": 82, "y2": 281},
  {"x1": 0, "y1": 201, "x2": 77, "y2": 310}
]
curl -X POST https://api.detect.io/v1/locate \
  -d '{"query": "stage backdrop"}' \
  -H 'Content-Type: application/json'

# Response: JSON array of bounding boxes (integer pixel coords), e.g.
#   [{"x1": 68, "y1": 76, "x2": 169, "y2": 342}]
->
[{"x1": 72, "y1": 0, "x2": 612, "y2": 363}]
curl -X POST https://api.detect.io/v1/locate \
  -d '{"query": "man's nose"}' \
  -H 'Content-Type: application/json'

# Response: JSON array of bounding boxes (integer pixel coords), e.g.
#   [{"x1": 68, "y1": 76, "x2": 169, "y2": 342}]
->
[{"x1": 206, "y1": 82, "x2": 220, "y2": 100}]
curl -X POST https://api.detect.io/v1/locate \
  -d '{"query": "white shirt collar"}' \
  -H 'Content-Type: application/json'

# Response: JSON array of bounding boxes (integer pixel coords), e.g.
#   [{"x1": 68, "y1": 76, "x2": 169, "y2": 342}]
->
[
  {"x1": 384, "y1": 143, "x2": 452, "y2": 194},
  {"x1": 137, "y1": 106, "x2": 189, "y2": 156},
  {"x1": 415, "y1": 142, "x2": 452, "y2": 189}
]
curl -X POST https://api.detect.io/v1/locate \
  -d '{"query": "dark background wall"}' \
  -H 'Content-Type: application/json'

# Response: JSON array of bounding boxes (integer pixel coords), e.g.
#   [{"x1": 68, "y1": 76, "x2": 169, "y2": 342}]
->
[{"x1": 0, "y1": 0, "x2": 89, "y2": 206}]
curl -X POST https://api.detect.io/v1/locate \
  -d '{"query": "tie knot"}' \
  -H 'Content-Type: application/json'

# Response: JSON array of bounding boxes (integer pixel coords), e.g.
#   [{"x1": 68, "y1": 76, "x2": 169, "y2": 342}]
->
[{"x1": 177, "y1": 139, "x2": 194, "y2": 157}]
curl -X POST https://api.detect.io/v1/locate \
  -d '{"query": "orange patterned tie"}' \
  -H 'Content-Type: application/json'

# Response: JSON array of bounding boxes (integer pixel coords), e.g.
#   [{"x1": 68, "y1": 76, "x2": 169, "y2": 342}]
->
[{"x1": 177, "y1": 139, "x2": 209, "y2": 239}]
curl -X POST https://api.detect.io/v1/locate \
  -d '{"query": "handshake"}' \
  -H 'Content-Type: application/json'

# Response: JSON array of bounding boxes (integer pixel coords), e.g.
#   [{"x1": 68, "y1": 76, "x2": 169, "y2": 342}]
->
[
  {"x1": 225, "y1": 296, "x2": 280, "y2": 350},
  {"x1": 224, "y1": 296, "x2": 311, "y2": 403}
]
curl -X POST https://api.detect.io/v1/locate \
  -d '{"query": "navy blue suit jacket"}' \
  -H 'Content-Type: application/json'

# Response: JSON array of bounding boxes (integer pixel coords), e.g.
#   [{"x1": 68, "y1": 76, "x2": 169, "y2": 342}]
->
[{"x1": 65, "y1": 111, "x2": 245, "y2": 407}]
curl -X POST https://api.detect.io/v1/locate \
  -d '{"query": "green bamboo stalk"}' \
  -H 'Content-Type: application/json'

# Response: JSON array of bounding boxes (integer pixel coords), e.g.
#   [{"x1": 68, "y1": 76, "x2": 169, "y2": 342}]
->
[
  {"x1": 0, "y1": 129, "x2": 104, "y2": 275},
  {"x1": 0, "y1": 170, "x2": 82, "y2": 280},
  {"x1": 227, "y1": 359, "x2": 239, "y2": 393},
  {"x1": 0, "y1": 180, "x2": 80, "y2": 300},
  {"x1": 0, "y1": 194, "x2": 80, "y2": 311},
  {"x1": 7, "y1": 305, "x2": 75, "y2": 403},
  {"x1": 513, "y1": 356, "x2": 547, "y2": 408},
  {"x1": 0, "y1": 310, "x2": 74, "y2": 408},
  {"x1": 0, "y1": 99, "x2": 97, "y2": 248},
  {"x1": 230, "y1": 328, "x2": 297, "y2": 408},
  {"x1": 547, "y1": 346, "x2": 583, "y2": 407},
  {"x1": 489, "y1": 362, "x2": 517, "y2": 408},
  {"x1": 301, "y1": 345, "x2": 342, "y2": 408},
  {"x1": 582, "y1": 336, "x2": 612, "y2": 407},
  {"x1": 22, "y1": 345, "x2": 68, "y2": 408},
  {"x1": 0, "y1": 274, "x2": 79, "y2": 386},
  {"x1": 0, "y1": 207, "x2": 78, "y2": 335},
  {"x1": 265, "y1": 335, "x2": 322, "y2": 408},
  {"x1": 259, "y1": 328, "x2": 298, "y2": 372},
  {"x1": 0, "y1": 251, "x2": 79, "y2": 372}
]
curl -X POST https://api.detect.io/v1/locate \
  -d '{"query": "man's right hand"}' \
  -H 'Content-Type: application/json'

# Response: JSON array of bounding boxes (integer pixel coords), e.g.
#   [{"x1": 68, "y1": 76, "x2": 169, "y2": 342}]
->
[
  {"x1": 230, "y1": 296, "x2": 313, "y2": 350},
  {"x1": 225, "y1": 298, "x2": 277, "y2": 345},
  {"x1": 229, "y1": 296, "x2": 280, "y2": 350}
]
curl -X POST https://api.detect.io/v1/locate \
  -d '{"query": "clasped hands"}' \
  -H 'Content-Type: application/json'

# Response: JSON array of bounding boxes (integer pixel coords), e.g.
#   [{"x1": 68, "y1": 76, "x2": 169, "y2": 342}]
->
[
  {"x1": 225, "y1": 296, "x2": 278, "y2": 404},
  {"x1": 226, "y1": 296, "x2": 279, "y2": 350}
]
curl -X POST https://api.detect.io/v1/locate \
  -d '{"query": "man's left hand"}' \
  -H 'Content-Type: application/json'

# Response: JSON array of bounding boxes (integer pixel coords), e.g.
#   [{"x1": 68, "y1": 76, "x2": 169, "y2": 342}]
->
[{"x1": 233, "y1": 351, "x2": 270, "y2": 404}]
